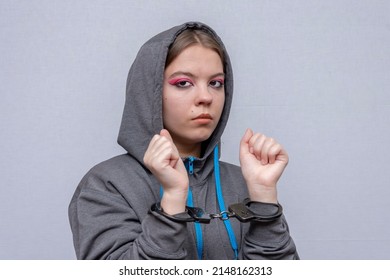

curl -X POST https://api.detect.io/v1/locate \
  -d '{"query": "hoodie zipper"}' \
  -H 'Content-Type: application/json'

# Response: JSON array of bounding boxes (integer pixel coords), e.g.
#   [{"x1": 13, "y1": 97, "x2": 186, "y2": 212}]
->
[
  {"x1": 185, "y1": 156, "x2": 203, "y2": 259},
  {"x1": 187, "y1": 156, "x2": 195, "y2": 175}
]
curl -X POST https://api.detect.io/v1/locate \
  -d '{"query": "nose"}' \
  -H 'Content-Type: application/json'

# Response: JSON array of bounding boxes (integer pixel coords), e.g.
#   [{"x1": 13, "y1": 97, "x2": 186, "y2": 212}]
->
[{"x1": 195, "y1": 85, "x2": 213, "y2": 106}]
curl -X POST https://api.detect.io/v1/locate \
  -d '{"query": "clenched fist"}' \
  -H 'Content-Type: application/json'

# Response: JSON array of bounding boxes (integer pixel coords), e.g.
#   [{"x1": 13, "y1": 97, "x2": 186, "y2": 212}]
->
[
  {"x1": 143, "y1": 129, "x2": 189, "y2": 214},
  {"x1": 239, "y1": 129, "x2": 289, "y2": 203}
]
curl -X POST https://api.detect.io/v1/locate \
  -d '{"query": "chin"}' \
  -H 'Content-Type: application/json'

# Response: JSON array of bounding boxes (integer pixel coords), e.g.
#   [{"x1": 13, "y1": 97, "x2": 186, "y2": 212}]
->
[
  {"x1": 191, "y1": 130, "x2": 213, "y2": 143},
  {"x1": 172, "y1": 127, "x2": 215, "y2": 146}
]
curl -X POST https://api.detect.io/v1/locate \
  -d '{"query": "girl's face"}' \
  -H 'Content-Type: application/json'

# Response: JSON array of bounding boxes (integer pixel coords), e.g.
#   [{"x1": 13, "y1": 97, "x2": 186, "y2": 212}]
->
[{"x1": 163, "y1": 45, "x2": 225, "y2": 155}]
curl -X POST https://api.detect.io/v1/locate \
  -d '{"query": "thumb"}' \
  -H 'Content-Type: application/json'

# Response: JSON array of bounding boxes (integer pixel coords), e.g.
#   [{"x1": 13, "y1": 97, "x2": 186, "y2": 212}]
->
[
  {"x1": 160, "y1": 129, "x2": 173, "y2": 142},
  {"x1": 240, "y1": 128, "x2": 253, "y2": 148},
  {"x1": 240, "y1": 128, "x2": 253, "y2": 152}
]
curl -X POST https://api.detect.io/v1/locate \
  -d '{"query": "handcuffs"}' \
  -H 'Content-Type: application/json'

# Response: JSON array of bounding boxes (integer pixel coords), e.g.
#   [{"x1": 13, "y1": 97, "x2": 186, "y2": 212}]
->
[{"x1": 150, "y1": 198, "x2": 283, "y2": 223}]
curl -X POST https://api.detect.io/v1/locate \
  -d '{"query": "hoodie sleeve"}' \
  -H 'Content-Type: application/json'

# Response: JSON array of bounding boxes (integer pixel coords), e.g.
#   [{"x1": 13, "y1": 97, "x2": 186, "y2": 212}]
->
[
  {"x1": 241, "y1": 203, "x2": 299, "y2": 260},
  {"x1": 219, "y1": 162, "x2": 299, "y2": 260},
  {"x1": 68, "y1": 169, "x2": 189, "y2": 260}
]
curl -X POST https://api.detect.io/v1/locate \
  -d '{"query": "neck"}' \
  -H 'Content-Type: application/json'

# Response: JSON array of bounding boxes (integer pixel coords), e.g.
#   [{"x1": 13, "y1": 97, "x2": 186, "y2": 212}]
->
[{"x1": 176, "y1": 143, "x2": 202, "y2": 158}]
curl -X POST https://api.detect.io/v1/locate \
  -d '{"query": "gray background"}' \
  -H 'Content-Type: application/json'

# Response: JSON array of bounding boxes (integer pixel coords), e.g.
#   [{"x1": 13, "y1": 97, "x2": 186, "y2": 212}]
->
[{"x1": 1, "y1": 0, "x2": 389, "y2": 259}]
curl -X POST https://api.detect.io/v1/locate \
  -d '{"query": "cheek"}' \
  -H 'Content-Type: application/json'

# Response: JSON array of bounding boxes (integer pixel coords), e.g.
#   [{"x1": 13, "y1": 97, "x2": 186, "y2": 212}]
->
[{"x1": 163, "y1": 97, "x2": 184, "y2": 125}]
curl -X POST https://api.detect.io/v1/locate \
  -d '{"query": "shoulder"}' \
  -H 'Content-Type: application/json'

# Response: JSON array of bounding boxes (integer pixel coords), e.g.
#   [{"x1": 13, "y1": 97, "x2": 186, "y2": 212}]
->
[
  {"x1": 85, "y1": 154, "x2": 147, "y2": 182},
  {"x1": 70, "y1": 153, "x2": 157, "y2": 222},
  {"x1": 75, "y1": 153, "x2": 152, "y2": 196}
]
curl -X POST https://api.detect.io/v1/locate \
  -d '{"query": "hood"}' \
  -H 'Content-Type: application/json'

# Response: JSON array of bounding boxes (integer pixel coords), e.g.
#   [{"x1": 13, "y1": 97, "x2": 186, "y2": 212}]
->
[{"x1": 118, "y1": 21, "x2": 234, "y2": 167}]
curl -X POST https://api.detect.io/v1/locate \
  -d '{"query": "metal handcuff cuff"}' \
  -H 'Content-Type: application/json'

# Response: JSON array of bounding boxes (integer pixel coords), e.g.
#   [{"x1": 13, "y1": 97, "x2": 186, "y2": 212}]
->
[{"x1": 150, "y1": 198, "x2": 283, "y2": 223}]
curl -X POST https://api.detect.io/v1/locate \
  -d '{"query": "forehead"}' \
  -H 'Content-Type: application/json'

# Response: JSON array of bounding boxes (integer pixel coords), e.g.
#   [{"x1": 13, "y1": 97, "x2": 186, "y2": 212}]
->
[{"x1": 165, "y1": 45, "x2": 223, "y2": 75}]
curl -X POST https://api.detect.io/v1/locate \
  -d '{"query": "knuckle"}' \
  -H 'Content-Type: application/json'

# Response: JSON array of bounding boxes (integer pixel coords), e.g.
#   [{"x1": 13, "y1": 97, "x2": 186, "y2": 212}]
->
[{"x1": 143, "y1": 152, "x2": 150, "y2": 164}]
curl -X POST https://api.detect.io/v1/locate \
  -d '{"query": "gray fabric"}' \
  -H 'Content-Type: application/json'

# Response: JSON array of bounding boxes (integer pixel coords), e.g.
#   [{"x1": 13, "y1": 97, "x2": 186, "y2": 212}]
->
[{"x1": 68, "y1": 21, "x2": 298, "y2": 260}]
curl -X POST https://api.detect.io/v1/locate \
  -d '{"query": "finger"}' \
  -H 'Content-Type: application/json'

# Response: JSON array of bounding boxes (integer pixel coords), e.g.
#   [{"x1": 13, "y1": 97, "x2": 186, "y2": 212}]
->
[
  {"x1": 144, "y1": 134, "x2": 161, "y2": 163},
  {"x1": 147, "y1": 135, "x2": 167, "y2": 155},
  {"x1": 145, "y1": 134, "x2": 175, "y2": 165},
  {"x1": 268, "y1": 143, "x2": 282, "y2": 164},
  {"x1": 160, "y1": 129, "x2": 173, "y2": 142},
  {"x1": 159, "y1": 142, "x2": 179, "y2": 168},
  {"x1": 275, "y1": 145, "x2": 289, "y2": 164},
  {"x1": 251, "y1": 133, "x2": 267, "y2": 160},
  {"x1": 260, "y1": 137, "x2": 276, "y2": 165},
  {"x1": 148, "y1": 140, "x2": 178, "y2": 170},
  {"x1": 160, "y1": 129, "x2": 182, "y2": 157},
  {"x1": 239, "y1": 128, "x2": 253, "y2": 155}
]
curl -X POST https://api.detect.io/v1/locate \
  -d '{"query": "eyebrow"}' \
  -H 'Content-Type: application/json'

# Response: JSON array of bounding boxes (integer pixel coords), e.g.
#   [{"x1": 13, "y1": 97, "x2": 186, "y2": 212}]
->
[{"x1": 167, "y1": 71, "x2": 225, "y2": 80}]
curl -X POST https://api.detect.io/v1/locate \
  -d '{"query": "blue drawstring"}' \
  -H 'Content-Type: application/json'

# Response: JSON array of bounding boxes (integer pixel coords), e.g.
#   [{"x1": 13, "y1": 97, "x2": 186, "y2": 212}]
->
[
  {"x1": 213, "y1": 145, "x2": 239, "y2": 259},
  {"x1": 159, "y1": 147, "x2": 238, "y2": 260},
  {"x1": 187, "y1": 184, "x2": 203, "y2": 260}
]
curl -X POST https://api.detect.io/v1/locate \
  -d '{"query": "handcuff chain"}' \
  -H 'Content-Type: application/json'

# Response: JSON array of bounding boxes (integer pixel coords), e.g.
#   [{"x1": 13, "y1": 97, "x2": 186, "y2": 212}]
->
[{"x1": 209, "y1": 211, "x2": 235, "y2": 221}]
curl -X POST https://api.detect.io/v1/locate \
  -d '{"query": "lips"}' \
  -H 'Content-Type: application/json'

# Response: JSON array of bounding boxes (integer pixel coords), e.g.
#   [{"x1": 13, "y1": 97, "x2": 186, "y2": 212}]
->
[{"x1": 193, "y1": 113, "x2": 212, "y2": 120}]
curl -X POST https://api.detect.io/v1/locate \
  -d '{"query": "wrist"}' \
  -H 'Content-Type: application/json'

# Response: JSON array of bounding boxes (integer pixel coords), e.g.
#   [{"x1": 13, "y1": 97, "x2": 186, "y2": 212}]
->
[
  {"x1": 161, "y1": 190, "x2": 187, "y2": 215},
  {"x1": 247, "y1": 183, "x2": 278, "y2": 204}
]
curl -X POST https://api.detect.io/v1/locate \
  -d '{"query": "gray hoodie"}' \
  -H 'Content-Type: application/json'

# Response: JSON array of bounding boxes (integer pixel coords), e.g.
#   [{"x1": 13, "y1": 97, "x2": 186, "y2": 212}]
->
[{"x1": 68, "y1": 22, "x2": 298, "y2": 260}]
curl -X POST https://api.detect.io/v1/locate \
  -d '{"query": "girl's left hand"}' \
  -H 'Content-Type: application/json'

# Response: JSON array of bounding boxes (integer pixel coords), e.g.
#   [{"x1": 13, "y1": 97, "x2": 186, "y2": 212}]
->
[{"x1": 239, "y1": 128, "x2": 289, "y2": 203}]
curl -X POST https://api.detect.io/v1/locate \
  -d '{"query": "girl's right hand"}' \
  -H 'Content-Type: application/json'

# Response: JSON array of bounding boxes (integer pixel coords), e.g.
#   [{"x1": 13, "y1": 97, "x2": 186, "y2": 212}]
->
[{"x1": 143, "y1": 129, "x2": 189, "y2": 214}]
